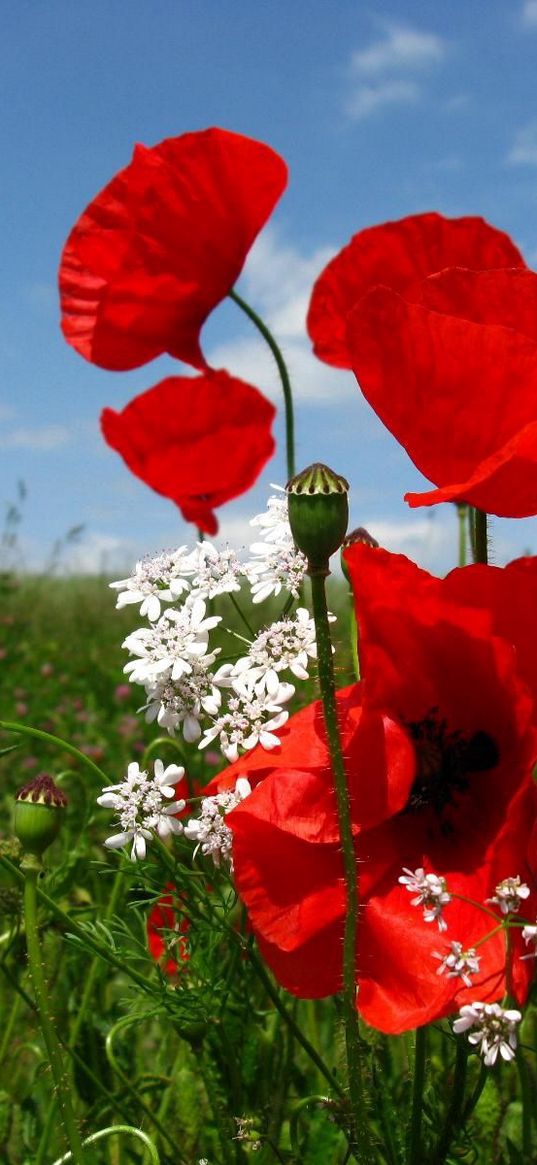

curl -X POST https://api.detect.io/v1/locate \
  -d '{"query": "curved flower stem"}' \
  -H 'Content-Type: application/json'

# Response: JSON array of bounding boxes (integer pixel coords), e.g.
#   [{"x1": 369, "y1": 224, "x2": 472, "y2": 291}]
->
[
  {"x1": 472, "y1": 509, "x2": 488, "y2": 565},
  {"x1": 308, "y1": 569, "x2": 373, "y2": 1162},
  {"x1": 406, "y1": 1026, "x2": 427, "y2": 1165},
  {"x1": 229, "y1": 287, "x2": 296, "y2": 479},
  {"x1": 0, "y1": 720, "x2": 108, "y2": 785},
  {"x1": 51, "y1": 1125, "x2": 160, "y2": 1165},
  {"x1": 433, "y1": 1038, "x2": 468, "y2": 1164},
  {"x1": 105, "y1": 1013, "x2": 187, "y2": 1160},
  {"x1": 23, "y1": 856, "x2": 86, "y2": 1165}
]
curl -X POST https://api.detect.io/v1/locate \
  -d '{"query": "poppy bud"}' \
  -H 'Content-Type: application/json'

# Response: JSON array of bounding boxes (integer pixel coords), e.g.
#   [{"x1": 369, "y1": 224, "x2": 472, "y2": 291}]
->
[
  {"x1": 341, "y1": 526, "x2": 379, "y2": 581},
  {"x1": 286, "y1": 462, "x2": 349, "y2": 574},
  {"x1": 14, "y1": 773, "x2": 67, "y2": 858}
]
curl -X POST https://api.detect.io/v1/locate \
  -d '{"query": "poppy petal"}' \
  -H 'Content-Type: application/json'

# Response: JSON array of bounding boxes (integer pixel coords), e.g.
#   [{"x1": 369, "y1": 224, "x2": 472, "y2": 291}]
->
[
  {"x1": 101, "y1": 370, "x2": 276, "y2": 533},
  {"x1": 60, "y1": 128, "x2": 288, "y2": 371},
  {"x1": 307, "y1": 212, "x2": 524, "y2": 369},
  {"x1": 347, "y1": 284, "x2": 537, "y2": 517}
]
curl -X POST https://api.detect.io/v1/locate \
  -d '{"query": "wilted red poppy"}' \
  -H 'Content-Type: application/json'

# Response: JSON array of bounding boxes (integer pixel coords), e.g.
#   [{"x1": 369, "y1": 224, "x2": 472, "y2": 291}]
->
[
  {"x1": 101, "y1": 370, "x2": 276, "y2": 534},
  {"x1": 218, "y1": 546, "x2": 537, "y2": 1033},
  {"x1": 307, "y1": 211, "x2": 525, "y2": 369},
  {"x1": 347, "y1": 267, "x2": 537, "y2": 517},
  {"x1": 60, "y1": 127, "x2": 287, "y2": 371}
]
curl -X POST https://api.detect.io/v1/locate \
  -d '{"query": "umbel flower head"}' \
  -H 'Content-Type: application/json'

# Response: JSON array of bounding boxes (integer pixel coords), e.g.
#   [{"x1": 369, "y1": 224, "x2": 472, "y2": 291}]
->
[
  {"x1": 214, "y1": 546, "x2": 537, "y2": 1034},
  {"x1": 98, "y1": 760, "x2": 186, "y2": 861},
  {"x1": 59, "y1": 127, "x2": 287, "y2": 372}
]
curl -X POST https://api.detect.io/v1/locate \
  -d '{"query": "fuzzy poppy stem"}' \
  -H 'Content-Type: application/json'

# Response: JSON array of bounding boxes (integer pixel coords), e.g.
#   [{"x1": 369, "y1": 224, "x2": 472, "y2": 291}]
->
[
  {"x1": 406, "y1": 1026, "x2": 427, "y2": 1165},
  {"x1": 23, "y1": 858, "x2": 86, "y2": 1164},
  {"x1": 309, "y1": 569, "x2": 373, "y2": 1163},
  {"x1": 472, "y1": 509, "x2": 488, "y2": 565},
  {"x1": 229, "y1": 288, "x2": 296, "y2": 479}
]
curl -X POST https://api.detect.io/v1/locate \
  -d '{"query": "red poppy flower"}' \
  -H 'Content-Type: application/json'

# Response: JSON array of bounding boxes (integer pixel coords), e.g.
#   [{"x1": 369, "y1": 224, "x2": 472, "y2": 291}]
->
[
  {"x1": 217, "y1": 546, "x2": 537, "y2": 1033},
  {"x1": 346, "y1": 267, "x2": 537, "y2": 516},
  {"x1": 307, "y1": 211, "x2": 525, "y2": 369},
  {"x1": 147, "y1": 887, "x2": 189, "y2": 975},
  {"x1": 101, "y1": 370, "x2": 276, "y2": 534},
  {"x1": 60, "y1": 127, "x2": 287, "y2": 371}
]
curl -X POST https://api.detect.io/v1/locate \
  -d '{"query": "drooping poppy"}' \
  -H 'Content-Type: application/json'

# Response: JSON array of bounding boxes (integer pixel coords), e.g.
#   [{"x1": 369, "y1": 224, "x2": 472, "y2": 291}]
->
[
  {"x1": 217, "y1": 546, "x2": 537, "y2": 1033},
  {"x1": 60, "y1": 127, "x2": 287, "y2": 371},
  {"x1": 101, "y1": 370, "x2": 276, "y2": 534},
  {"x1": 307, "y1": 211, "x2": 525, "y2": 369},
  {"x1": 346, "y1": 267, "x2": 537, "y2": 516}
]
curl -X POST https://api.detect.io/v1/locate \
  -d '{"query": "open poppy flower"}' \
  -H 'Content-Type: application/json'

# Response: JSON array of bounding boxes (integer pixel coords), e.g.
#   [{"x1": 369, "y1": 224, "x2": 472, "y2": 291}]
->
[
  {"x1": 346, "y1": 267, "x2": 537, "y2": 516},
  {"x1": 60, "y1": 127, "x2": 287, "y2": 371},
  {"x1": 307, "y1": 211, "x2": 525, "y2": 369},
  {"x1": 217, "y1": 546, "x2": 537, "y2": 1033},
  {"x1": 101, "y1": 370, "x2": 276, "y2": 534}
]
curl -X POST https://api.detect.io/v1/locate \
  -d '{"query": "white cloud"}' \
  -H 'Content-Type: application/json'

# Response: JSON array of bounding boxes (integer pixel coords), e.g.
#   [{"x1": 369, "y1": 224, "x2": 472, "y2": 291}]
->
[
  {"x1": 351, "y1": 24, "x2": 445, "y2": 75},
  {"x1": 522, "y1": 1, "x2": 537, "y2": 26},
  {"x1": 61, "y1": 532, "x2": 138, "y2": 575},
  {"x1": 209, "y1": 228, "x2": 359, "y2": 405},
  {"x1": 0, "y1": 424, "x2": 70, "y2": 451},
  {"x1": 345, "y1": 79, "x2": 420, "y2": 120},
  {"x1": 345, "y1": 22, "x2": 447, "y2": 121},
  {"x1": 507, "y1": 121, "x2": 537, "y2": 165}
]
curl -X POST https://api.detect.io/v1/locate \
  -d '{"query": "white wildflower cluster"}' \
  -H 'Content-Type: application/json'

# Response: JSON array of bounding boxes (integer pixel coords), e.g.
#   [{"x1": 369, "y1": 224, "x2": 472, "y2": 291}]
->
[
  {"x1": 453, "y1": 1002, "x2": 522, "y2": 1066},
  {"x1": 399, "y1": 867, "x2": 452, "y2": 931},
  {"x1": 111, "y1": 490, "x2": 321, "y2": 759},
  {"x1": 246, "y1": 492, "x2": 308, "y2": 603},
  {"x1": 199, "y1": 685, "x2": 294, "y2": 762},
  {"x1": 110, "y1": 546, "x2": 192, "y2": 621},
  {"x1": 97, "y1": 760, "x2": 186, "y2": 861},
  {"x1": 433, "y1": 941, "x2": 481, "y2": 987},
  {"x1": 487, "y1": 876, "x2": 531, "y2": 916},
  {"x1": 184, "y1": 777, "x2": 252, "y2": 868}
]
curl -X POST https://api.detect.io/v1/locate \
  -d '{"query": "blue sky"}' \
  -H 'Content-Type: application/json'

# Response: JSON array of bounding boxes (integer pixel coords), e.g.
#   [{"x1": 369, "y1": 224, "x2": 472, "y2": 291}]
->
[{"x1": 2, "y1": 0, "x2": 537, "y2": 574}]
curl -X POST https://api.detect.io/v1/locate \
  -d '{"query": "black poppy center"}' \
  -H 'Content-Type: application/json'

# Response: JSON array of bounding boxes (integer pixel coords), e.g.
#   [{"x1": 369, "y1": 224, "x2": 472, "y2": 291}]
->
[{"x1": 403, "y1": 707, "x2": 499, "y2": 818}]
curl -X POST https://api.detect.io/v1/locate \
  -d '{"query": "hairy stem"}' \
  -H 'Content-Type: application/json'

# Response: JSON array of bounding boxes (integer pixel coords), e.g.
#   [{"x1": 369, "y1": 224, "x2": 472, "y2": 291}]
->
[
  {"x1": 406, "y1": 1026, "x2": 427, "y2": 1165},
  {"x1": 472, "y1": 509, "x2": 488, "y2": 565},
  {"x1": 309, "y1": 569, "x2": 373, "y2": 1162},
  {"x1": 23, "y1": 858, "x2": 86, "y2": 1164}
]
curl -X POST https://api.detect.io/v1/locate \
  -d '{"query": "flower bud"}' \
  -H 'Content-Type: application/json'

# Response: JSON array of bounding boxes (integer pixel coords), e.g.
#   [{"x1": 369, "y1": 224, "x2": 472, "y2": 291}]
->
[
  {"x1": 341, "y1": 526, "x2": 379, "y2": 581},
  {"x1": 286, "y1": 463, "x2": 349, "y2": 573},
  {"x1": 14, "y1": 773, "x2": 67, "y2": 857}
]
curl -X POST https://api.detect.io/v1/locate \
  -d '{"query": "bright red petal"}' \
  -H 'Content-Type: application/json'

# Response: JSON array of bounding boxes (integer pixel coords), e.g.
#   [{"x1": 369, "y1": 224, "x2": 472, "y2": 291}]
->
[
  {"x1": 347, "y1": 284, "x2": 537, "y2": 517},
  {"x1": 101, "y1": 370, "x2": 275, "y2": 532},
  {"x1": 307, "y1": 212, "x2": 524, "y2": 369},
  {"x1": 60, "y1": 128, "x2": 288, "y2": 371},
  {"x1": 443, "y1": 557, "x2": 537, "y2": 713}
]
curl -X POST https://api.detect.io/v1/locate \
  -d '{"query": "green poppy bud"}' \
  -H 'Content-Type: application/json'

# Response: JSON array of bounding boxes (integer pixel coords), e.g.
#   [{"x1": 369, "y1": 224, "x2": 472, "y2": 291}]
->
[
  {"x1": 14, "y1": 773, "x2": 67, "y2": 858},
  {"x1": 286, "y1": 462, "x2": 349, "y2": 574}
]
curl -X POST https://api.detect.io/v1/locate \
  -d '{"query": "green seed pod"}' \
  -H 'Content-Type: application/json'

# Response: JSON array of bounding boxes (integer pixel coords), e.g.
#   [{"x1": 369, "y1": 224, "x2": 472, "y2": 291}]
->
[
  {"x1": 286, "y1": 462, "x2": 349, "y2": 573},
  {"x1": 14, "y1": 773, "x2": 67, "y2": 858}
]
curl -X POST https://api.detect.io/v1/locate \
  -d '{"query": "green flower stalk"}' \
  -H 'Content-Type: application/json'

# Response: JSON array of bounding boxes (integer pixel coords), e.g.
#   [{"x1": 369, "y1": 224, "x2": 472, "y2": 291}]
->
[
  {"x1": 14, "y1": 774, "x2": 86, "y2": 1164},
  {"x1": 286, "y1": 465, "x2": 373, "y2": 1162}
]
